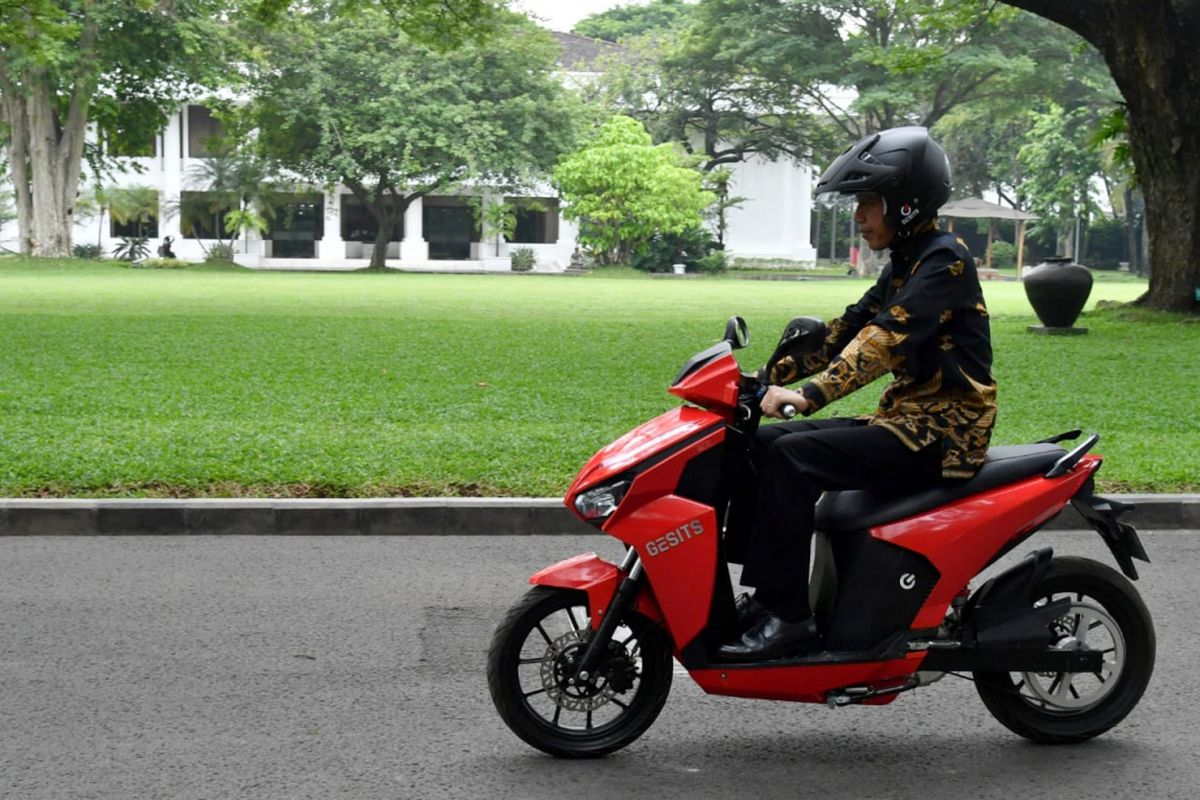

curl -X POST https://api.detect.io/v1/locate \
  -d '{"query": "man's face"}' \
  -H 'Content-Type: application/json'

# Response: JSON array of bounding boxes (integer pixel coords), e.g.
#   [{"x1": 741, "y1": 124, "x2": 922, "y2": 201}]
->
[{"x1": 854, "y1": 192, "x2": 896, "y2": 251}]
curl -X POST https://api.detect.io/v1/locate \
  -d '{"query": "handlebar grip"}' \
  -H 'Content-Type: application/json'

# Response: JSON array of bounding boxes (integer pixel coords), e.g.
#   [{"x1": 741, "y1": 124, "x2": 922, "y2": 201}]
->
[{"x1": 780, "y1": 403, "x2": 797, "y2": 420}]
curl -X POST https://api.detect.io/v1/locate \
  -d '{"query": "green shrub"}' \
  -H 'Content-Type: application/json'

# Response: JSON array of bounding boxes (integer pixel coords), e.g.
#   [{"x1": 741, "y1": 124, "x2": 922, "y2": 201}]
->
[
  {"x1": 72, "y1": 243, "x2": 104, "y2": 260},
  {"x1": 632, "y1": 226, "x2": 718, "y2": 272},
  {"x1": 132, "y1": 258, "x2": 190, "y2": 270},
  {"x1": 510, "y1": 246, "x2": 536, "y2": 272},
  {"x1": 205, "y1": 243, "x2": 235, "y2": 263},
  {"x1": 989, "y1": 240, "x2": 1016, "y2": 269},
  {"x1": 694, "y1": 249, "x2": 727, "y2": 273}
]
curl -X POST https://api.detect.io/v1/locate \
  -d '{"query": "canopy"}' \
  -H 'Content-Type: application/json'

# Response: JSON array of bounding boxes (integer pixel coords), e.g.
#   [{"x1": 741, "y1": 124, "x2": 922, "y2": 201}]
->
[
  {"x1": 940, "y1": 196, "x2": 1038, "y2": 221},
  {"x1": 938, "y1": 197, "x2": 1037, "y2": 273}
]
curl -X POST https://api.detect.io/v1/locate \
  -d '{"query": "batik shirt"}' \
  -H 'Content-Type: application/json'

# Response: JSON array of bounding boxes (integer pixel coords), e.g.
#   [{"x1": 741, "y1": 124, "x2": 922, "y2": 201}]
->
[{"x1": 769, "y1": 227, "x2": 997, "y2": 479}]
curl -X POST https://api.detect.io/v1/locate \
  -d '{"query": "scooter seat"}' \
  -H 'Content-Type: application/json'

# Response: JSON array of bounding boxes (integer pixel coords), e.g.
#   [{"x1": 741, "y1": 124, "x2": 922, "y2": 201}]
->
[{"x1": 814, "y1": 444, "x2": 1067, "y2": 533}]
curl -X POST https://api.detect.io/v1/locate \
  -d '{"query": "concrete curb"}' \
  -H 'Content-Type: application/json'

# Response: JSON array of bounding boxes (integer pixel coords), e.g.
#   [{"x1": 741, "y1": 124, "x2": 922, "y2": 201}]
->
[{"x1": 0, "y1": 494, "x2": 1196, "y2": 535}]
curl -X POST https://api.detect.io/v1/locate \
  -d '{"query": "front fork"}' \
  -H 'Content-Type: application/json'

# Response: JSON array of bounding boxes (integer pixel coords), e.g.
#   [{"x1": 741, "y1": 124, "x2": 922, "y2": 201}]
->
[{"x1": 574, "y1": 548, "x2": 643, "y2": 682}]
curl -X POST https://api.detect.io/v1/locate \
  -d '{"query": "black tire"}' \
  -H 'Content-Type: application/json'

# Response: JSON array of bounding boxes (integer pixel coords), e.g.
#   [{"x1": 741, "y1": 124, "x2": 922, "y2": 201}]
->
[
  {"x1": 487, "y1": 586, "x2": 673, "y2": 758},
  {"x1": 973, "y1": 556, "x2": 1155, "y2": 744}
]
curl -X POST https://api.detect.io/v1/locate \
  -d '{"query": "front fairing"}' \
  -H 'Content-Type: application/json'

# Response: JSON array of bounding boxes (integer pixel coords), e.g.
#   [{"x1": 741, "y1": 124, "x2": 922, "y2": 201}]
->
[{"x1": 566, "y1": 405, "x2": 725, "y2": 498}]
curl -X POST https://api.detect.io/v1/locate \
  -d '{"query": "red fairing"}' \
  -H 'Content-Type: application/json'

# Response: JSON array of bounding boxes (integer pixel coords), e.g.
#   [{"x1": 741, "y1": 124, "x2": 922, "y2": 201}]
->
[
  {"x1": 882, "y1": 455, "x2": 1102, "y2": 630},
  {"x1": 594, "y1": 419, "x2": 724, "y2": 650},
  {"x1": 689, "y1": 654, "x2": 925, "y2": 702},
  {"x1": 668, "y1": 352, "x2": 740, "y2": 411},
  {"x1": 529, "y1": 553, "x2": 663, "y2": 630},
  {"x1": 606, "y1": 496, "x2": 721, "y2": 652},
  {"x1": 566, "y1": 405, "x2": 726, "y2": 498}
]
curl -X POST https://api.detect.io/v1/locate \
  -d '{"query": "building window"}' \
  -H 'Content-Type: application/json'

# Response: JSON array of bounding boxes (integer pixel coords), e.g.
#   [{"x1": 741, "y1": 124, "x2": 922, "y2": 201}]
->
[
  {"x1": 508, "y1": 197, "x2": 559, "y2": 244},
  {"x1": 107, "y1": 188, "x2": 159, "y2": 237},
  {"x1": 179, "y1": 191, "x2": 232, "y2": 239},
  {"x1": 340, "y1": 194, "x2": 404, "y2": 242},
  {"x1": 111, "y1": 215, "x2": 159, "y2": 238},
  {"x1": 267, "y1": 193, "x2": 324, "y2": 258},
  {"x1": 424, "y1": 196, "x2": 479, "y2": 260},
  {"x1": 187, "y1": 105, "x2": 225, "y2": 158}
]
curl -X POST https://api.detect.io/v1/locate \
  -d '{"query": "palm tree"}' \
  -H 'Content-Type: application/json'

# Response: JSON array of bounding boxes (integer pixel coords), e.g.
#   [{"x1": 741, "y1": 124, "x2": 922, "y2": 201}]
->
[{"x1": 164, "y1": 148, "x2": 282, "y2": 253}]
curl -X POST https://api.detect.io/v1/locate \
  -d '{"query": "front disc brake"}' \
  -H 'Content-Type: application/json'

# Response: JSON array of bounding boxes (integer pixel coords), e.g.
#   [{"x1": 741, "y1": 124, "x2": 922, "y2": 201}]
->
[{"x1": 541, "y1": 630, "x2": 616, "y2": 713}]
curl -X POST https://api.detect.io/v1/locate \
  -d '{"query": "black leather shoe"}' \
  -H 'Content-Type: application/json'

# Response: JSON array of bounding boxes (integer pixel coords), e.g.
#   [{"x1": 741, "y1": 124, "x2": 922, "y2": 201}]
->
[
  {"x1": 734, "y1": 592, "x2": 768, "y2": 631},
  {"x1": 717, "y1": 613, "x2": 821, "y2": 660}
]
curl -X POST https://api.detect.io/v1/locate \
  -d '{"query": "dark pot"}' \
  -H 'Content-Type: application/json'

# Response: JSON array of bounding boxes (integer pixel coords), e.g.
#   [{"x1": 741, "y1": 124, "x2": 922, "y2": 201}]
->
[{"x1": 1023, "y1": 256, "x2": 1094, "y2": 328}]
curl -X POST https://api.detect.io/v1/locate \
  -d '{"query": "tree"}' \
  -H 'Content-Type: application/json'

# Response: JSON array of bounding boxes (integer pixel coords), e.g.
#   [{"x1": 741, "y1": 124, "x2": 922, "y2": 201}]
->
[
  {"x1": 590, "y1": 8, "x2": 836, "y2": 251},
  {"x1": 553, "y1": 115, "x2": 715, "y2": 265},
  {"x1": 596, "y1": 26, "x2": 833, "y2": 171},
  {"x1": 932, "y1": 15, "x2": 1117, "y2": 202},
  {"x1": 1000, "y1": 0, "x2": 1200, "y2": 312},
  {"x1": 572, "y1": 0, "x2": 693, "y2": 42},
  {"x1": 0, "y1": 0, "x2": 507, "y2": 260},
  {"x1": 165, "y1": 146, "x2": 279, "y2": 255},
  {"x1": 249, "y1": 5, "x2": 583, "y2": 269},
  {"x1": 1016, "y1": 104, "x2": 1105, "y2": 257},
  {"x1": 0, "y1": 1, "x2": 238, "y2": 258},
  {"x1": 693, "y1": 0, "x2": 1052, "y2": 139}
]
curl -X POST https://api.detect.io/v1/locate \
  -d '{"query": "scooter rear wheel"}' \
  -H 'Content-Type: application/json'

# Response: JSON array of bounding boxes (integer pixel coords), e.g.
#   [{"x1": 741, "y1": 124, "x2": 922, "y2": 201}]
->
[
  {"x1": 973, "y1": 556, "x2": 1155, "y2": 743},
  {"x1": 487, "y1": 585, "x2": 673, "y2": 758}
]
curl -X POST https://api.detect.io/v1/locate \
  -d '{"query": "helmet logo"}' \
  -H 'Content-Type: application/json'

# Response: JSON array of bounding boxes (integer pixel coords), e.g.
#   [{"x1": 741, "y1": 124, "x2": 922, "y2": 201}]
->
[{"x1": 899, "y1": 202, "x2": 920, "y2": 225}]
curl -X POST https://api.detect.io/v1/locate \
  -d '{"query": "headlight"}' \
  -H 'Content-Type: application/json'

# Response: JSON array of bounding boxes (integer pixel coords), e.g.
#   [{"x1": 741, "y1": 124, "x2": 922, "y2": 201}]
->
[{"x1": 573, "y1": 480, "x2": 631, "y2": 522}]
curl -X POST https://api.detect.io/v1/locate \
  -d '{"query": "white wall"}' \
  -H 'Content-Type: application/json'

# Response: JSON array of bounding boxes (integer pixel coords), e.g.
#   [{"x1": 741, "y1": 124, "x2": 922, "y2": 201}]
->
[{"x1": 722, "y1": 154, "x2": 817, "y2": 264}]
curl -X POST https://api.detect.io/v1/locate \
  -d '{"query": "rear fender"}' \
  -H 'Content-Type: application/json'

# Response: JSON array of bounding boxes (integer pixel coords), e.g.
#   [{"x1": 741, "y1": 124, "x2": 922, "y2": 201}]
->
[
  {"x1": 529, "y1": 553, "x2": 664, "y2": 630},
  {"x1": 1071, "y1": 490, "x2": 1150, "y2": 580},
  {"x1": 964, "y1": 547, "x2": 1068, "y2": 647}
]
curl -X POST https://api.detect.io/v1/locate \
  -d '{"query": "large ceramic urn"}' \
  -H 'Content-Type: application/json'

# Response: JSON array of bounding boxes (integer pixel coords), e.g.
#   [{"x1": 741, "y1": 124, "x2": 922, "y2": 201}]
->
[{"x1": 1023, "y1": 256, "x2": 1094, "y2": 332}]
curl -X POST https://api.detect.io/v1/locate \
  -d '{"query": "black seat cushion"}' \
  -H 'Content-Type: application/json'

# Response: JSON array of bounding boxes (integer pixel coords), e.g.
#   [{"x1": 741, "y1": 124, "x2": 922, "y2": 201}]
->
[{"x1": 814, "y1": 444, "x2": 1067, "y2": 533}]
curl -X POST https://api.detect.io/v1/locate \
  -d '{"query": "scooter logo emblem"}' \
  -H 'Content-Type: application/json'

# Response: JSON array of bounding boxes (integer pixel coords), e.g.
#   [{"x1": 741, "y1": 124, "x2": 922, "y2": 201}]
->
[
  {"x1": 899, "y1": 573, "x2": 917, "y2": 590},
  {"x1": 646, "y1": 519, "x2": 705, "y2": 557}
]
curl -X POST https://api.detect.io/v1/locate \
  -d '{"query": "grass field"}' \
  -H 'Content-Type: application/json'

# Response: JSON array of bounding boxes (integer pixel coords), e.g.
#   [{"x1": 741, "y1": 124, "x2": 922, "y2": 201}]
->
[{"x1": 0, "y1": 257, "x2": 1194, "y2": 496}]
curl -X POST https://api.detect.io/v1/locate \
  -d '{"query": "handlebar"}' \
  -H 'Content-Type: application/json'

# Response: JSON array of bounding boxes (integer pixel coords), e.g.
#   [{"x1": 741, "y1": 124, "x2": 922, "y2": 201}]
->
[{"x1": 740, "y1": 374, "x2": 798, "y2": 424}]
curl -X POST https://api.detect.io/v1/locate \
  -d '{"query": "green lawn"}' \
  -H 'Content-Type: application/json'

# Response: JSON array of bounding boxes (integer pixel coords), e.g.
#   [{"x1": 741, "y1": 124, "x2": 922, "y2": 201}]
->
[{"x1": 0, "y1": 257, "x2": 1194, "y2": 496}]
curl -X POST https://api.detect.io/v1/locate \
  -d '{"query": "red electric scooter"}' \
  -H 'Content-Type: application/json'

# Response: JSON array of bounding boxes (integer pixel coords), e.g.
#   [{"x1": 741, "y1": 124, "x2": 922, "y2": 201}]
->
[{"x1": 488, "y1": 317, "x2": 1154, "y2": 757}]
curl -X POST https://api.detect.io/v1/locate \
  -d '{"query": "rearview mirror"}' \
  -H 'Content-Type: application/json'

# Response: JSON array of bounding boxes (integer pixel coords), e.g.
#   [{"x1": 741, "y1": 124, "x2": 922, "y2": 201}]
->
[{"x1": 724, "y1": 316, "x2": 749, "y2": 349}]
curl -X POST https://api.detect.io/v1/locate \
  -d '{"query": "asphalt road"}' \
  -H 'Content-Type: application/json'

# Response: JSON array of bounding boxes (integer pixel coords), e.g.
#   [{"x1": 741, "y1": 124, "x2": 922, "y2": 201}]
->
[{"x1": 2, "y1": 531, "x2": 1198, "y2": 800}]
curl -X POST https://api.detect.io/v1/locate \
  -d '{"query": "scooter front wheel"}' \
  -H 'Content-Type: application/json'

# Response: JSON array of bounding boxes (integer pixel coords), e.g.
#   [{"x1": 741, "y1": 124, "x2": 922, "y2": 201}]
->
[
  {"x1": 487, "y1": 585, "x2": 673, "y2": 758},
  {"x1": 973, "y1": 556, "x2": 1155, "y2": 743}
]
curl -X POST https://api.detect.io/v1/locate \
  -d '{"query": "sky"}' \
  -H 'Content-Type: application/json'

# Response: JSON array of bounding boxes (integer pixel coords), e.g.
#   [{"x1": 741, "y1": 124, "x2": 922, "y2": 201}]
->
[{"x1": 513, "y1": 0, "x2": 651, "y2": 33}]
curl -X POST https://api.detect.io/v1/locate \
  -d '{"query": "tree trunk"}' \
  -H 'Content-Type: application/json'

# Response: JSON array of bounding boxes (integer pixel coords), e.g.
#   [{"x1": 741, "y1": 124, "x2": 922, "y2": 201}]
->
[
  {"x1": 1, "y1": 91, "x2": 34, "y2": 254},
  {"x1": 9, "y1": 68, "x2": 93, "y2": 258},
  {"x1": 1123, "y1": 185, "x2": 1138, "y2": 273},
  {"x1": 370, "y1": 215, "x2": 397, "y2": 270},
  {"x1": 1001, "y1": 0, "x2": 1200, "y2": 313},
  {"x1": 1057, "y1": 228, "x2": 1073, "y2": 259}
]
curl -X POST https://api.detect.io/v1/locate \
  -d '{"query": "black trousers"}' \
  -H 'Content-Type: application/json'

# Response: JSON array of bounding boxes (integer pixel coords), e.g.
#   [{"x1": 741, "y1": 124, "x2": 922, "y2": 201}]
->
[{"x1": 731, "y1": 417, "x2": 944, "y2": 622}]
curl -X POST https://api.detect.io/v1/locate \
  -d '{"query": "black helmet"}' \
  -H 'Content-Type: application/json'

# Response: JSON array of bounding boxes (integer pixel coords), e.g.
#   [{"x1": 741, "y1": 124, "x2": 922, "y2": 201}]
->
[{"x1": 814, "y1": 126, "x2": 951, "y2": 238}]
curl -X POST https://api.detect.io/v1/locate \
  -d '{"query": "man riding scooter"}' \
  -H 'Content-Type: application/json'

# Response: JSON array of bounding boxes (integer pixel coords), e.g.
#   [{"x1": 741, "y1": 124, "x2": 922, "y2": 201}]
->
[{"x1": 721, "y1": 126, "x2": 998, "y2": 660}]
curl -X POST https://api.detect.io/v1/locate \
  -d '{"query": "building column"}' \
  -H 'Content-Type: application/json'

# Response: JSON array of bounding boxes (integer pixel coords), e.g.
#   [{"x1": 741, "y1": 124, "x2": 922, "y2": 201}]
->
[
  {"x1": 400, "y1": 195, "x2": 428, "y2": 261},
  {"x1": 319, "y1": 190, "x2": 345, "y2": 260},
  {"x1": 160, "y1": 109, "x2": 184, "y2": 249}
]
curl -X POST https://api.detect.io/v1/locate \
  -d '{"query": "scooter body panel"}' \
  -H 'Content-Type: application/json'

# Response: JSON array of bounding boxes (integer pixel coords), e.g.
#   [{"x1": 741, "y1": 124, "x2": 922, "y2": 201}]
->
[
  {"x1": 566, "y1": 406, "x2": 726, "y2": 498},
  {"x1": 605, "y1": 496, "x2": 721, "y2": 653},
  {"x1": 689, "y1": 654, "x2": 924, "y2": 702},
  {"x1": 875, "y1": 456, "x2": 1100, "y2": 629},
  {"x1": 529, "y1": 553, "x2": 664, "y2": 629}
]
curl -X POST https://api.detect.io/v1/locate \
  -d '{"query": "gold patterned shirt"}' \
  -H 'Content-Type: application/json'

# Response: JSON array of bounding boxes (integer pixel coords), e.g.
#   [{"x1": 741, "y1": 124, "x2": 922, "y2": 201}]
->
[{"x1": 769, "y1": 228, "x2": 997, "y2": 478}]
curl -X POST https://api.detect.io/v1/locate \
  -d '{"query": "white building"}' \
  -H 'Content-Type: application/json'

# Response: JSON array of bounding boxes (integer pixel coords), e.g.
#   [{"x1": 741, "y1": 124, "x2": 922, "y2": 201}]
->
[{"x1": 1, "y1": 33, "x2": 816, "y2": 270}]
